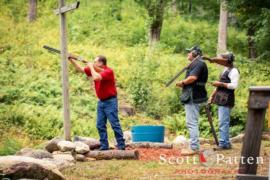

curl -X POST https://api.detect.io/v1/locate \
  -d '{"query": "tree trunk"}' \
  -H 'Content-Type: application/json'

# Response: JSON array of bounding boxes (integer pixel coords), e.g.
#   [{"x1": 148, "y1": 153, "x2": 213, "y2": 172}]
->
[
  {"x1": 149, "y1": 21, "x2": 162, "y2": 44},
  {"x1": 188, "y1": 0, "x2": 192, "y2": 14},
  {"x1": 28, "y1": 0, "x2": 37, "y2": 22},
  {"x1": 126, "y1": 142, "x2": 173, "y2": 149},
  {"x1": 247, "y1": 26, "x2": 257, "y2": 59},
  {"x1": 148, "y1": 0, "x2": 165, "y2": 45},
  {"x1": 85, "y1": 150, "x2": 139, "y2": 160},
  {"x1": 181, "y1": 0, "x2": 184, "y2": 11},
  {"x1": 171, "y1": 0, "x2": 177, "y2": 14},
  {"x1": 217, "y1": 0, "x2": 228, "y2": 54}
]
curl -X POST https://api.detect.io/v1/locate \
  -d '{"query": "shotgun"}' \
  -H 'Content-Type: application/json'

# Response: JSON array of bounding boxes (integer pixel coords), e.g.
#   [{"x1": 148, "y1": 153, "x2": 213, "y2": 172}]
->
[
  {"x1": 165, "y1": 55, "x2": 202, "y2": 87},
  {"x1": 205, "y1": 104, "x2": 219, "y2": 146},
  {"x1": 43, "y1": 45, "x2": 104, "y2": 72},
  {"x1": 43, "y1": 45, "x2": 88, "y2": 63},
  {"x1": 202, "y1": 56, "x2": 229, "y2": 67}
]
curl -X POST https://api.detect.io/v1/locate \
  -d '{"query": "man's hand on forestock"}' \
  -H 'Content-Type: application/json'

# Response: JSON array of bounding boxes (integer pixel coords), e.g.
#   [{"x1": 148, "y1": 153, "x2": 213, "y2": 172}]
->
[
  {"x1": 212, "y1": 81, "x2": 223, "y2": 87},
  {"x1": 87, "y1": 62, "x2": 93, "y2": 68},
  {"x1": 207, "y1": 96, "x2": 213, "y2": 105}
]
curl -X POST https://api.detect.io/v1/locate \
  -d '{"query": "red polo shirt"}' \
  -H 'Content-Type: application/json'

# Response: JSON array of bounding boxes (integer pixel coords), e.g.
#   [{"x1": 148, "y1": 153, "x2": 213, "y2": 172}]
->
[{"x1": 84, "y1": 66, "x2": 117, "y2": 100}]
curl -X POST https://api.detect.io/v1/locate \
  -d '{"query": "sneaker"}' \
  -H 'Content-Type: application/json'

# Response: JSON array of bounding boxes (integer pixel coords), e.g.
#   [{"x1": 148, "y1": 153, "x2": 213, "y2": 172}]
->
[{"x1": 181, "y1": 148, "x2": 199, "y2": 156}]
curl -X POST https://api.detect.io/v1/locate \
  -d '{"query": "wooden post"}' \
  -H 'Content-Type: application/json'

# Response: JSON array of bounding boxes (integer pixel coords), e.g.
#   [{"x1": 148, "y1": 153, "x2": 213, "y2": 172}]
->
[
  {"x1": 56, "y1": 1, "x2": 79, "y2": 141},
  {"x1": 239, "y1": 108, "x2": 266, "y2": 174},
  {"x1": 59, "y1": 0, "x2": 71, "y2": 141},
  {"x1": 238, "y1": 86, "x2": 270, "y2": 176},
  {"x1": 269, "y1": 159, "x2": 270, "y2": 179},
  {"x1": 267, "y1": 101, "x2": 270, "y2": 129}
]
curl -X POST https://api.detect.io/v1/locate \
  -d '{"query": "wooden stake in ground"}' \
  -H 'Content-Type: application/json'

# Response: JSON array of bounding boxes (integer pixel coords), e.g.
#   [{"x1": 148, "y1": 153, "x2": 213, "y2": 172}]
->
[{"x1": 55, "y1": 0, "x2": 80, "y2": 141}]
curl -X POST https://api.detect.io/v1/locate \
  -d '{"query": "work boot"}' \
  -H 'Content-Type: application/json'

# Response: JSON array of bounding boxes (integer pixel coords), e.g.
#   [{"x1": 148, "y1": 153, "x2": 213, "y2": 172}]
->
[{"x1": 213, "y1": 145, "x2": 232, "y2": 151}]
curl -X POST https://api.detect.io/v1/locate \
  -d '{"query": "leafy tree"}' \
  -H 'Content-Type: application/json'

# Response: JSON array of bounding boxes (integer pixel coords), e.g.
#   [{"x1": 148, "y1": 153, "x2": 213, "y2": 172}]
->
[
  {"x1": 135, "y1": 0, "x2": 170, "y2": 45},
  {"x1": 227, "y1": 0, "x2": 270, "y2": 59},
  {"x1": 172, "y1": 0, "x2": 220, "y2": 21}
]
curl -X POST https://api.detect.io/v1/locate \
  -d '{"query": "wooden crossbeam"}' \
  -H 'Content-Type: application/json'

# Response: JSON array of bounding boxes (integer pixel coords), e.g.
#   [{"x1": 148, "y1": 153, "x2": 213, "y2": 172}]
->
[
  {"x1": 55, "y1": 1, "x2": 80, "y2": 15},
  {"x1": 248, "y1": 86, "x2": 270, "y2": 109}
]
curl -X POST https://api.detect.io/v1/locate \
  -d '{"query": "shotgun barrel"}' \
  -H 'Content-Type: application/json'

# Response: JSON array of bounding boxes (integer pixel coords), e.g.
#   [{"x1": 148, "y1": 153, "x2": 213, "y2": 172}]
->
[
  {"x1": 43, "y1": 45, "x2": 87, "y2": 63},
  {"x1": 205, "y1": 104, "x2": 219, "y2": 146},
  {"x1": 43, "y1": 45, "x2": 61, "y2": 54},
  {"x1": 165, "y1": 55, "x2": 201, "y2": 87}
]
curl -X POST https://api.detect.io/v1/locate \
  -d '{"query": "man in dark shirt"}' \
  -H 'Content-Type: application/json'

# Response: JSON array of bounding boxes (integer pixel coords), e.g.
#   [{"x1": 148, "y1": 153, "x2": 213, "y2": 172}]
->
[
  {"x1": 176, "y1": 46, "x2": 208, "y2": 155},
  {"x1": 68, "y1": 55, "x2": 125, "y2": 151}
]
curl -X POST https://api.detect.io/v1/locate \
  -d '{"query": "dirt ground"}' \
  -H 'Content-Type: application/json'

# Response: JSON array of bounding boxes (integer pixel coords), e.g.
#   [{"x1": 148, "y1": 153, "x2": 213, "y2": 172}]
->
[{"x1": 62, "y1": 141, "x2": 270, "y2": 179}]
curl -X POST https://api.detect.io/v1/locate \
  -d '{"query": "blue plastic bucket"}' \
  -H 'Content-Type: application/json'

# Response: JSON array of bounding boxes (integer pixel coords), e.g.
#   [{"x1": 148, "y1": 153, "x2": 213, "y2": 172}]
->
[{"x1": 131, "y1": 125, "x2": 165, "y2": 143}]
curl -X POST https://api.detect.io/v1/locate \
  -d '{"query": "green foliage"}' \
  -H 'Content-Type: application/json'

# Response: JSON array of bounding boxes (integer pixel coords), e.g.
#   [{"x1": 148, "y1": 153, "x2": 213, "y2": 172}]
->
[
  {"x1": 0, "y1": 137, "x2": 22, "y2": 156},
  {"x1": 256, "y1": 8, "x2": 270, "y2": 59},
  {"x1": 173, "y1": 0, "x2": 220, "y2": 21},
  {"x1": 163, "y1": 114, "x2": 187, "y2": 135},
  {"x1": 227, "y1": 0, "x2": 270, "y2": 58}
]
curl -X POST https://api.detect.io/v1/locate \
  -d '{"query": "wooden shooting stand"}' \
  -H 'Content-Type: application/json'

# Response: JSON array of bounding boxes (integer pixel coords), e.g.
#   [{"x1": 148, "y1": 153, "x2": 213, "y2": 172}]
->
[
  {"x1": 55, "y1": 0, "x2": 79, "y2": 141},
  {"x1": 237, "y1": 86, "x2": 270, "y2": 180}
]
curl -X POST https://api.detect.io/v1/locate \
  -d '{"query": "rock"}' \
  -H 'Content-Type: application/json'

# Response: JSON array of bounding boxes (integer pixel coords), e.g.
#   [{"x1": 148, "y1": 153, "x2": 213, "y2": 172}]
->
[
  {"x1": 74, "y1": 141, "x2": 90, "y2": 154},
  {"x1": 73, "y1": 136, "x2": 100, "y2": 150},
  {"x1": 229, "y1": 132, "x2": 269, "y2": 143},
  {"x1": 230, "y1": 133, "x2": 245, "y2": 143},
  {"x1": 119, "y1": 105, "x2": 135, "y2": 117},
  {"x1": 76, "y1": 154, "x2": 86, "y2": 162},
  {"x1": 45, "y1": 137, "x2": 64, "y2": 153},
  {"x1": 164, "y1": 137, "x2": 170, "y2": 144},
  {"x1": 57, "y1": 141, "x2": 75, "y2": 152},
  {"x1": 0, "y1": 156, "x2": 65, "y2": 180},
  {"x1": 262, "y1": 132, "x2": 270, "y2": 141},
  {"x1": 172, "y1": 135, "x2": 189, "y2": 149},
  {"x1": 51, "y1": 151, "x2": 75, "y2": 170},
  {"x1": 16, "y1": 148, "x2": 53, "y2": 159},
  {"x1": 123, "y1": 130, "x2": 131, "y2": 143}
]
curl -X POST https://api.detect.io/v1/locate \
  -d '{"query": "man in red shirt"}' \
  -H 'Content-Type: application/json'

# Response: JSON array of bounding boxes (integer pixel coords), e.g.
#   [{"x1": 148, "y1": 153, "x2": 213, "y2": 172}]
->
[{"x1": 68, "y1": 55, "x2": 125, "y2": 150}]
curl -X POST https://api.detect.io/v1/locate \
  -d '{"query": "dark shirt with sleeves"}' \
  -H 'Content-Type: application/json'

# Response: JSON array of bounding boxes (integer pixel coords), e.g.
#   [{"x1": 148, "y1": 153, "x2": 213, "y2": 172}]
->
[{"x1": 184, "y1": 58, "x2": 208, "y2": 103}]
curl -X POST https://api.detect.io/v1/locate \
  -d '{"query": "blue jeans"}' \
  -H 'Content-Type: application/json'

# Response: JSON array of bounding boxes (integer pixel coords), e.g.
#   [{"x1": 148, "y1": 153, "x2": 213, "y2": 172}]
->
[
  {"x1": 97, "y1": 97, "x2": 125, "y2": 150},
  {"x1": 184, "y1": 103, "x2": 201, "y2": 150},
  {"x1": 218, "y1": 106, "x2": 231, "y2": 148}
]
